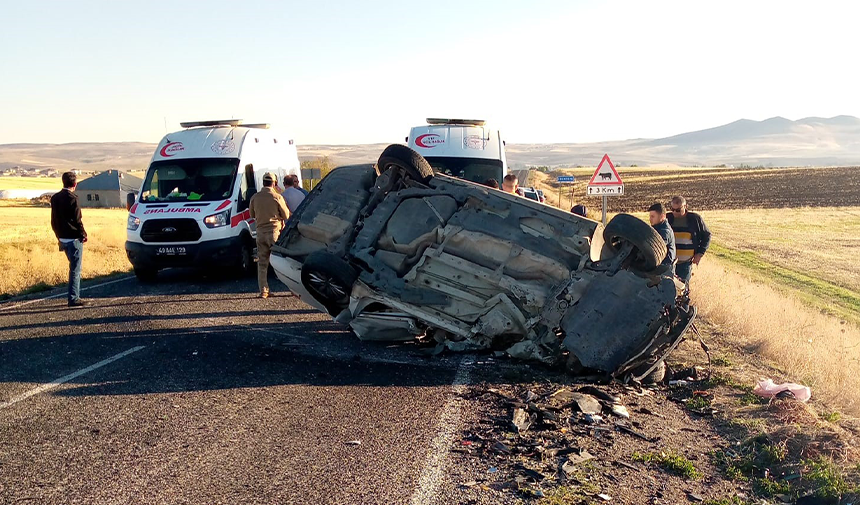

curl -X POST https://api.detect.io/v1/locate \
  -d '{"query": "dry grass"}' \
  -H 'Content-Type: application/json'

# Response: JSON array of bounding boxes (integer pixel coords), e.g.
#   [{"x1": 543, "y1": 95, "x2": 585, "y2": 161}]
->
[
  {"x1": 693, "y1": 258, "x2": 860, "y2": 415},
  {"x1": 0, "y1": 204, "x2": 130, "y2": 297}
]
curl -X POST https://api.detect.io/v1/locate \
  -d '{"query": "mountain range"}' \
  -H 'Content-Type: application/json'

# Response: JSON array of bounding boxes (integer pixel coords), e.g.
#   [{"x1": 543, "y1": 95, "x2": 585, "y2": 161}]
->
[{"x1": 2, "y1": 116, "x2": 859, "y2": 172}]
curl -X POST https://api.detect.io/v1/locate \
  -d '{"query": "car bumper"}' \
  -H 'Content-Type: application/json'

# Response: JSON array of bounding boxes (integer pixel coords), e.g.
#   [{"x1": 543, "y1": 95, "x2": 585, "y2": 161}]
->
[{"x1": 125, "y1": 237, "x2": 243, "y2": 269}]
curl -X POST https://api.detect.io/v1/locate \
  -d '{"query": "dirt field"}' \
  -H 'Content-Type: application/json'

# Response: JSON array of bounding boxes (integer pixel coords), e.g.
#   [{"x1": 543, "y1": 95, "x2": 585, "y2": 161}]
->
[
  {"x1": 0, "y1": 202, "x2": 129, "y2": 297},
  {"x1": 532, "y1": 166, "x2": 860, "y2": 212}
]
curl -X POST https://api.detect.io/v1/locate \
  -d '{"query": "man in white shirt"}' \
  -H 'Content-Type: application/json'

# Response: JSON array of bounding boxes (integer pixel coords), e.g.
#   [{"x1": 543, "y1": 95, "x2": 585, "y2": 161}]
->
[{"x1": 282, "y1": 174, "x2": 306, "y2": 213}]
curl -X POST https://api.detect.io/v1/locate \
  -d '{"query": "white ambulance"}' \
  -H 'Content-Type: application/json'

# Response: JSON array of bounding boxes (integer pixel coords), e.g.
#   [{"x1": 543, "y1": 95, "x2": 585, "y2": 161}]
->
[
  {"x1": 406, "y1": 118, "x2": 508, "y2": 184},
  {"x1": 125, "y1": 120, "x2": 301, "y2": 281}
]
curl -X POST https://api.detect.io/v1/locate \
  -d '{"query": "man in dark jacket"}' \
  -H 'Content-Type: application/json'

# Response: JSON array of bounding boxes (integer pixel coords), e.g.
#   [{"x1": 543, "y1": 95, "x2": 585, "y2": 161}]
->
[
  {"x1": 51, "y1": 172, "x2": 88, "y2": 306},
  {"x1": 648, "y1": 203, "x2": 676, "y2": 273},
  {"x1": 667, "y1": 196, "x2": 711, "y2": 285}
]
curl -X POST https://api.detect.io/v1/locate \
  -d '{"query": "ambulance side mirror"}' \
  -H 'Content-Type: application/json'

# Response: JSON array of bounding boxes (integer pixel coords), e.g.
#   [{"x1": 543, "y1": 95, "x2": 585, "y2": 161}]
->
[{"x1": 126, "y1": 192, "x2": 136, "y2": 211}]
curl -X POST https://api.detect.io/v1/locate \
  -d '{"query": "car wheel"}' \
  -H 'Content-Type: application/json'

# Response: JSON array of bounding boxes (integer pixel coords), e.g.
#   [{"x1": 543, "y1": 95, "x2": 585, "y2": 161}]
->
[
  {"x1": 300, "y1": 251, "x2": 358, "y2": 315},
  {"x1": 631, "y1": 360, "x2": 666, "y2": 384},
  {"x1": 376, "y1": 144, "x2": 434, "y2": 185},
  {"x1": 603, "y1": 213, "x2": 667, "y2": 273},
  {"x1": 134, "y1": 267, "x2": 158, "y2": 283}
]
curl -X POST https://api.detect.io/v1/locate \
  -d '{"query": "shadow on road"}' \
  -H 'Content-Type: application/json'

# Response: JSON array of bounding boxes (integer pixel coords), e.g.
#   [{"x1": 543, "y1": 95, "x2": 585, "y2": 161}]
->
[{"x1": 0, "y1": 319, "x2": 468, "y2": 397}]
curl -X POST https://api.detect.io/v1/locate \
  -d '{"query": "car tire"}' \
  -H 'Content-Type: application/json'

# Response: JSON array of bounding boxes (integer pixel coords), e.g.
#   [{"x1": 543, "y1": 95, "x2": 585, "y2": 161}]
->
[
  {"x1": 376, "y1": 144, "x2": 434, "y2": 185},
  {"x1": 630, "y1": 359, "x2": 666, "y2": 384},
  {"x1": 300, "y1": 251, "x2": 358, "y2": 315},
  {"x1": 603, "y1": 213, "x2": 667, "y2": 273},
  {"x1": 134, "y1": 267, "x2": 158, "y2": 283}
]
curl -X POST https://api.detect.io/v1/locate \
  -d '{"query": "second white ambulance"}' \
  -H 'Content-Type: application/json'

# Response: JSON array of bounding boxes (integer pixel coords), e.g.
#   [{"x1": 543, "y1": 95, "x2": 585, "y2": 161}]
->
[
  {"x1": 125, "y1": 120, "x2": 301, "y2": 281},
  {"x1": 406, "y1": 118, "x2": 508, "y2": 184}
]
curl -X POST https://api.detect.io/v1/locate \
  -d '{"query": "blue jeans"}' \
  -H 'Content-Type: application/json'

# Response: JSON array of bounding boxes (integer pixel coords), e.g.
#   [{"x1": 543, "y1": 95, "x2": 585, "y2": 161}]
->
[
  {"x1": 676, "y1": 260, "x2": 692, "y2": 285},
  {"x1": 62, "y1": 240, "x2": 83, "y2": 302}
]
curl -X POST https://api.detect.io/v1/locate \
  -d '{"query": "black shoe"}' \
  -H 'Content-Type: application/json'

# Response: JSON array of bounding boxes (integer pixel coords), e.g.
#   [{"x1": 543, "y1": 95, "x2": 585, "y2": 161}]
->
[{"x1": 68, "y1": 299, "x2": 88, "y2": 307}]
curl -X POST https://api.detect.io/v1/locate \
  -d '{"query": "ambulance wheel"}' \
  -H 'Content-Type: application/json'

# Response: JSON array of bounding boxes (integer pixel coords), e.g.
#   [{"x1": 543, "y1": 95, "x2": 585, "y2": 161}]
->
[
  {"x1": 376, "y1": 144, "x2": 434, "y2": 185},
  {"x1": 238, "y1": 239, "x2": 255, "y2": 276},
  {"x1": 301, "y1": 251, "x2": 357, "y2": 315},
  {"x1": 603, "y1": 213, "x2": 667, "y2": 273},
  {"x1": 134, "y1": 267, "x2": 158, "y2": 283}
]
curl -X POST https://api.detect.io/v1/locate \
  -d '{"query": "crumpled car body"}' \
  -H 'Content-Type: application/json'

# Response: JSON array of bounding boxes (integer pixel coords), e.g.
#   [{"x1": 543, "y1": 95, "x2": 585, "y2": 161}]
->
[{"x1": 271, "y1": 145, "x2": 696, "y2": 380}]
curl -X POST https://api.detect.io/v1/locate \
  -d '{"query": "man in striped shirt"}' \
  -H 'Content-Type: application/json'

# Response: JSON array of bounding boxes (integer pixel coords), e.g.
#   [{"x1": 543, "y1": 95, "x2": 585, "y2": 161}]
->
[{"x1": 667, "y1": 196, "x2": 711, "y2": 286}]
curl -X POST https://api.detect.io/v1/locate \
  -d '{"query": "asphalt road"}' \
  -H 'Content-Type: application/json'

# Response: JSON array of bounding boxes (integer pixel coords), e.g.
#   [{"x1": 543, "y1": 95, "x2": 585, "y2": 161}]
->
[{"x1": 0, "y1": 270, "x2": 478, "y2": 505}]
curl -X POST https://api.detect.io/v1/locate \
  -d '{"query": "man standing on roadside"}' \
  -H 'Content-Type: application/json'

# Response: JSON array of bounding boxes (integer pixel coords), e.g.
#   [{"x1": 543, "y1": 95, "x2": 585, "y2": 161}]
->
[
  {"x1": 502, "y1": 174, "x2": 524, "y2": 196},
  {"x1": 293, "y1": 174, "x2": 309, "y2": 197},
  {"x1": 51, "y1": 172, "x2": 88, "y2": 307},
  {"x1": 667, "y1": 196, "x2": 711, "y2": 285},
  {"x1": 648, "y1": 203, "x2": 676, "y2": 273},
  {"x1": 282, "y1": 174, "x2": 306, "y2": 213},
  {"x1": 249, "y1": 173, "x2": 290, "y2": 298}
]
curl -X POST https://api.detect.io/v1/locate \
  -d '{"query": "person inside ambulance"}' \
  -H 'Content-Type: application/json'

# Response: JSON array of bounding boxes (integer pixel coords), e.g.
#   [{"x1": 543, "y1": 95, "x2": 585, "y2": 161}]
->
[{"x1": 249, "y1": 172, "x2": 290, "y2": 298}]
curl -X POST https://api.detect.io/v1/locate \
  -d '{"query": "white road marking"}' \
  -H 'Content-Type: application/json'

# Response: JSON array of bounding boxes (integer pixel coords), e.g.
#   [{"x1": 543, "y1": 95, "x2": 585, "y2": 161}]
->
[
  {"x1": 0, "y1": 275, "x2": 136, "y2": 312},
  {"x1": 0, "y1": 345, "x2": 146, "y2": 410},
  {"x1": 409, "y1": 359, "x2": 472, "y2": 505}
]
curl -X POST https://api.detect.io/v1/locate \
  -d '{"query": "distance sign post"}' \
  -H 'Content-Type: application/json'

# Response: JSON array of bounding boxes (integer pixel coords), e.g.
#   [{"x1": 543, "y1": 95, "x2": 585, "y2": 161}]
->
[{"x1": 556, "y1": 175, "x2": 575, "y2": 209}]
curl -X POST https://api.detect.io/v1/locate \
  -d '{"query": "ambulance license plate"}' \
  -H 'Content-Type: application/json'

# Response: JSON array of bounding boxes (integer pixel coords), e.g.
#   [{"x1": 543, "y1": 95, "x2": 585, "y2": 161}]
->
[{"x1": 156, "y1": 246, "x2": 187, "y2": 256}]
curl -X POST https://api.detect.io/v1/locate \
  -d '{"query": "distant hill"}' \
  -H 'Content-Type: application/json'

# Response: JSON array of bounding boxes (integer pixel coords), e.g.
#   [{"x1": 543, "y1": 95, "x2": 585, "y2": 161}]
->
[{"x1": 2, "y1": 116, "x2": 859, "y2": 171}]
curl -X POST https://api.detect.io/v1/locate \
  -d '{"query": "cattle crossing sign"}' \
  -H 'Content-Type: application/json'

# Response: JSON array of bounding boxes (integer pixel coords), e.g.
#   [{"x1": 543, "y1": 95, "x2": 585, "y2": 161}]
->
[
  {"x1": 586, "y1": 154, "x2": 624, "y2": 225},
  {"x1": 586, "y1": 154, "x2": 624, "y2": 196}
]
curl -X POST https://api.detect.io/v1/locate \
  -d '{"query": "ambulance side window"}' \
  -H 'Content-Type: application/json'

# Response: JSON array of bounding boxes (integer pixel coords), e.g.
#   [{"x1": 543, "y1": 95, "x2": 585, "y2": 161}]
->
[{"x1": 239, "y1": 164, "x2": 257, "y2": 211}]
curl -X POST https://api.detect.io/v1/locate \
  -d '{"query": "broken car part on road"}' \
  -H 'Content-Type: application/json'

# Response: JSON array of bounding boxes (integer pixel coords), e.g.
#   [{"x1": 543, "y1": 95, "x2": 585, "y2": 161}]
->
[{"x1": 271, "y1": 144, "x2": 697, "y2": 380}]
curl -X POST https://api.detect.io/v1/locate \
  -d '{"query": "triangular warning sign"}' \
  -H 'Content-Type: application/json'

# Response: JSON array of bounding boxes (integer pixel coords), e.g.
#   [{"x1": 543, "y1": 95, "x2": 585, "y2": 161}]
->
[{"x1": 587, "y1": 154, "x2": 623, "y2": 185}]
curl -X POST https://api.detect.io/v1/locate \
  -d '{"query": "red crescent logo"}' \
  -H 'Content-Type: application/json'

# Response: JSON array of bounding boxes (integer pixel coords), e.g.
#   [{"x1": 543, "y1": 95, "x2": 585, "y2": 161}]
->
[
  {"x1": 415, "y1": 134, "x2": 443, "y2": 148},
  {"x1": 160, "y1": 141, "x2": 184, "y2": 157}
]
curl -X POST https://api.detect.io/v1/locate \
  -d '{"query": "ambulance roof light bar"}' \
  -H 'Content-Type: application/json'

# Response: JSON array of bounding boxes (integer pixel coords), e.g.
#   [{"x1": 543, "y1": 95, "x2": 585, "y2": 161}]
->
[
  {"x1": 426, "y1": 118, "x2": 486, "y2": 126},
  {"x1": 180, "y1": 119, "x2": 244, "y2": 128}
]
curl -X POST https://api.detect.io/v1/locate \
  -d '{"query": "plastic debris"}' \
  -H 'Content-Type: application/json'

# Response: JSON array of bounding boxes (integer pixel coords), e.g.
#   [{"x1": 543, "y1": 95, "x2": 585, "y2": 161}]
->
[
  {"x1": 584, "y1": 414, "x2": 604, "y2": 424},
  {"x1": 562, "y1": 449, "x2": 595, "y2": 475},
  {"x1": 567, "y1": 393, "x2": 602, "y2": 414},
  {"x1": 687, "y1": 492, "x2": 704, "y2": 502},
  {"x1": 597, "y1": 493, "x2": 612, "y2": 501},
  {"x1": 753, "y1": 378, "x2": 811, "y2": 402},
  {"x1": 578, "y1": 386, "x2": 621, "y2": 404},
  {"x1": 491, "y1": 441, "x2": 512, "y2": 454},
  {"x1": 488, "y1": 467, "x2": 499, "y2": 473},
  {"x1": 610, "y1": 404, "x2": 630, "y2": 419},
  {"x1": 344, "y1": 440, "x2": 361, "y2": 446},
  {"x1": 511, "y1": 408, "x2": 534, "y2": 433}
]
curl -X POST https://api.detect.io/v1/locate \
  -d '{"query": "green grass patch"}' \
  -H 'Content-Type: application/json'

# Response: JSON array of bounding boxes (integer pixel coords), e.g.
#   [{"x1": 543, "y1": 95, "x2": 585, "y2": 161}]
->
[
  {"x1": 819, "y1": 411, "x2": 841, "y2": 423},
  {"x1": 710, "y1": 242, "x2": 860, "y2": 324},
  {"x1": 704, "y1": 498, "x2": 754, "y2": 505},
  {"x1": 686, "y1": 395, "x2": 712, "y2": 411},
  {"x1": 632, "y1": 450, "x2": 702, "y2": 480},
  {"x1": 711, "y1": 354, "x2": 735, "y2": 367},
  {"x1": 804, "y1": 457, "x2": 856, "y2": 500}
]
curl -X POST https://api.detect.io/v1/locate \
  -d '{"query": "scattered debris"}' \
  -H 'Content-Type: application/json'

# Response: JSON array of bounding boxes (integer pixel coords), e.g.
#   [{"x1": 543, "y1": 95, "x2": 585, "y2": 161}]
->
[
  {"x1": 753, "y1": 378, "x2": 811, "y2": 402},
  {"x1": 572, "y1": 393, "x2": 605, "y2": 414},
  {"x1": 578, "y1": 386, "x2": 621, "y2": 404},
  {"x1": 616, "y1": 424, "x2": 653, "y2": 442},
  {"x1": 610, "y1": 404, "x2": 631, "y2": 419},
  {"x1": 687, "y1": 492, "x2": 704, "y2": 502},
  {"x1": 597, "y1": 493, "x2": 612, "y2": 501},
  {"x1": 511, "y1": 408, "x2": 534, "y2": 433},
  {"x1": 344, "y1": 440, "x2": 361, "y2": 446}
]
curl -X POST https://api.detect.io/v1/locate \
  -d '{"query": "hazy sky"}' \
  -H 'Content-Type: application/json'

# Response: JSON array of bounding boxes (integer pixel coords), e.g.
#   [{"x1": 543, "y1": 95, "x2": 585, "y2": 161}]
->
[{"x1": 1, "y1": 0, "x2": 857, "y2": 145}]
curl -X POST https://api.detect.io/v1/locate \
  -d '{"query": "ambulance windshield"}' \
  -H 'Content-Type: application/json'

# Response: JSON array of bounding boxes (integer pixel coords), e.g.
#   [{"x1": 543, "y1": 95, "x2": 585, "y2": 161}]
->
[
  {"x1": 140, "y1": 158, "x2": 239, "y2": 202},
  {"x1": 424, "y1": 157, "x2": 503, "y2": 185}
]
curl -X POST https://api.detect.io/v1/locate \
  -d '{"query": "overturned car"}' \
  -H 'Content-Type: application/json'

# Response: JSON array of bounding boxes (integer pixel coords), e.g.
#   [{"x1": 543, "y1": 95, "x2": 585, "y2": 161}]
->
[{"x1": 271, "y1": 145, "x2": 696, "y2": 381}]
